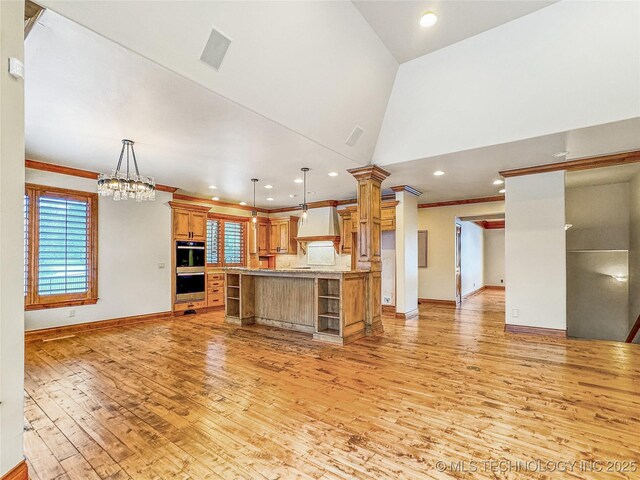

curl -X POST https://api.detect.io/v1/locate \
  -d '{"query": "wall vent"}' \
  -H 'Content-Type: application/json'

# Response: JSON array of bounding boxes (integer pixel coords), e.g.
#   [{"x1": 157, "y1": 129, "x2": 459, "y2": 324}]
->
[
  {"x1": 345, "y1": 125, "x2": 364, "y2": 147},
  {"x1": 200, "y1": 27, "x2": 232, "y2": 71}
]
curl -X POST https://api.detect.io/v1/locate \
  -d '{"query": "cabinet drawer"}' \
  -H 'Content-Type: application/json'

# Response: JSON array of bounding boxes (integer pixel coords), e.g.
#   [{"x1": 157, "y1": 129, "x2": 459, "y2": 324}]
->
[
  {"x1": 208, "y1": 286, "x2": 224, "y2": 296},
  {"x1": 381, "y1": 218, "x2": 395, "y2": 231},
  {"x1": 208, "y1": 274, "x2": 224, "y2": 281},
  {"x1": 174, "y1": 300, "x2": 206, "y2": 312},
  {"x1": 208, "y1": 293, "x2": 224, "y2": 307},
  {"x1": 208, "y1": 279, "x2": 224, "y2": 288}
]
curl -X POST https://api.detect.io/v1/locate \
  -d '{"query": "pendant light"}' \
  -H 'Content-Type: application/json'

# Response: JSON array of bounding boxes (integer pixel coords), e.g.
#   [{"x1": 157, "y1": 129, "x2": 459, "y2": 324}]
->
[
  {"x1": 251, "y1": 178, "x2": 259, "y2": 223},
  {"x1": 300, "y1": 167, "x2": 309, "y2": 221},
  {"x1": 97, "y1": 139, "x2": 156, "y2": 202}
]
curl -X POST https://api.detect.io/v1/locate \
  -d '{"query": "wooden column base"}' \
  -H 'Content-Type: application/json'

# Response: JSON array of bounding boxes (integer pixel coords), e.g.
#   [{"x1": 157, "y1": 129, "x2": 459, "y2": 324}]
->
[{"x1": 2, "y1": 461, "x2": 28, "y2": 480}]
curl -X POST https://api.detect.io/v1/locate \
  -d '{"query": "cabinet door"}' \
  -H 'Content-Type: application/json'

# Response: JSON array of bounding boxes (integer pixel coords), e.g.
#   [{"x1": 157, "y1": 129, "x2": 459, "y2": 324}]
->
[
  {"x1": 258, "y1": 222, "x2": 269, "y2": 254},
  {"x1": 173, "y1": 209, "x2": 191, "y2": 240},
  {"x1": 341, "y1": 216, "x2": 352, "y2": 254},
  {"x1": 190, "y1": 212, "x2": 207, "y2": 241},
  {"x1": 269, "y1": 222, "x2": 280, "y2": 253},
  {"x1": 278, "y1": 221, "x2": 290, "y2": 254}
]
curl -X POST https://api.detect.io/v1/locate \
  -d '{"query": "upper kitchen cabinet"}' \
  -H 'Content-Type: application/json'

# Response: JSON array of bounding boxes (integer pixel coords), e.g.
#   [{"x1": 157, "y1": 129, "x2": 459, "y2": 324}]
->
[
  {"x1": 170, "y1": 203, "x2": 210, "y2": 241},
  {"x1": 269, "y1": 216, "x2": 299, "y2": 254},
  {"x1": 258, "y1": 220, "x2": 270, "y2": 254}
]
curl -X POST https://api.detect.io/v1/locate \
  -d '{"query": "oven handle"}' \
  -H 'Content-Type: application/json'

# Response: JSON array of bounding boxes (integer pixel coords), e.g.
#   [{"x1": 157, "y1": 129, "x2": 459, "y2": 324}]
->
[
  {"x1": 177, "y1": 272, "x2": 205, "y2": 276},
  {"x1": 177, "y1": 246, "x2": 205, "y2": 250}
]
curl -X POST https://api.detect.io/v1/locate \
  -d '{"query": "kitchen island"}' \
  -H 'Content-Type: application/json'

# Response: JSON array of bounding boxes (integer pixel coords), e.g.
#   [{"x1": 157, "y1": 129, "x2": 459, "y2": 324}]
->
[{"x1": 224, "y1": 268, "x2": 368, "y2": 344}]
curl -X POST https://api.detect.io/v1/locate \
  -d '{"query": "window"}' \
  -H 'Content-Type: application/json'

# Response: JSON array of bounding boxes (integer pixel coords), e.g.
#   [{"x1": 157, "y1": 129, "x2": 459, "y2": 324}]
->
[
  {"x1": 25, "y1": 184, "x2": 98, "y2": 310},
  {"x1": 206, "y1": 216, "x2": 246, "y2": 267}
]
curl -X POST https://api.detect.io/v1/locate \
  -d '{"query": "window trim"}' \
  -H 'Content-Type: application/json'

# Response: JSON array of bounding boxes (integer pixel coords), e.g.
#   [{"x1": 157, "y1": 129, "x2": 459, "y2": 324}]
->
[
  {"x1": 206, "y1": 213, "x2": 248, "y2": 267},
  {"x1": 25, "y1": 183, "x2": 99, "y2": 311}
]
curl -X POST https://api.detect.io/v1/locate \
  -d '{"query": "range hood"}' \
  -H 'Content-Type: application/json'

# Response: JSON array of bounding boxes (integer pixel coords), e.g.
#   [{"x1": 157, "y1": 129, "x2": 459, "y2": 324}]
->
[{"x1": 295, "y1": 206, "x2": 341, "y2": 253}]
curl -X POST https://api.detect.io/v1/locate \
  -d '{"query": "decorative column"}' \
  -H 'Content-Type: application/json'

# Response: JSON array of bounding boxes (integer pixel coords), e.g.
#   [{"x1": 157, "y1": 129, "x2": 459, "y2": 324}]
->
[
  {"x1": 347, "y1": 165, "x2": 390, "y2": 335},
  {"x1": 391, "y1": 185, "x2": 421, "y2": 320}
]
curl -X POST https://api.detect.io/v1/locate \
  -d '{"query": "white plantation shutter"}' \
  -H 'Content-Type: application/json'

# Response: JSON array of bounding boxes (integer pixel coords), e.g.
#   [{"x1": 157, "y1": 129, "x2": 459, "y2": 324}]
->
[
  {"x1": 224, "y1": 221, "x2": 244, "y2": 265},
  {"x1": 37, "y1": 195, "x2": 90, "y2": 295},
  {"x1": 206, "y1": 219, "x2": 221, "y2": 264},
  {"x1": 25, "y1": 184, "x2": 98, "y2": 309}
]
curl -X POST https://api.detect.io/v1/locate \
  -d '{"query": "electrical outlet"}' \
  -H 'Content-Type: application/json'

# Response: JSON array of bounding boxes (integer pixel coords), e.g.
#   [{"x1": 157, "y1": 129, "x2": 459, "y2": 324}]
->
[
  {"x1": 501, "y1": 279, "x2": 504, "y2": 284},
  {"x1": 512, "y1": 309, "x2": 519, "y2": 318},
  {"x1": 384, "y1": 296, "x2": 391, "y2": 304},
  {"x1": 158, "y1": 262, "x2": 166, "y2": 269},
  {"x1": 69, "y1": 309, "x2": 76, "y2": 318}
]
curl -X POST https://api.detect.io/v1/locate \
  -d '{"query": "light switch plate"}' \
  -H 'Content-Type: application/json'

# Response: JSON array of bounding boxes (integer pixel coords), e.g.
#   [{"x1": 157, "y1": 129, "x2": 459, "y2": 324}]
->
[
  {"x1": 512, "y1": 309, "x2": 519, "y2": 318},
  {"x1": 8, "y1": 58, "x2": 24, "y2": 79}
]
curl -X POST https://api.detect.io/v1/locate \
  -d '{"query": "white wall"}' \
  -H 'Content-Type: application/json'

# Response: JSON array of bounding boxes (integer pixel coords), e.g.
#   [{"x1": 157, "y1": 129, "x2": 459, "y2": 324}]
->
[
  {"x1": 484, "y1": 229, "x2": 505, "y2": 287},
  {"x1": 628, "y1": 172, "x2": 640, "y2": 342},
  {"x1": 395, "y1": 190, "x2": 418, "y2": 314},
  {"x1": 381, "y1": 231, "x2": 395, "y2": 306},
  {"x1": 505, "y1": 171, "x2": 566, "y2": 331},
  {"x1": 417, "y1": 201, "x2": 504, "y2": 301},
  {"x1": 24, "y1": 169, "x2": 172, "y2": 330},
  {"x1": 459, "y1": 221, "x2": 483, "y2": 296},
  {"x1": 374, "y1": 0, "x2": 640, "y2": 165},
  {"x1": 0, "y1": 0, "x2": 26, "y2": 474}
]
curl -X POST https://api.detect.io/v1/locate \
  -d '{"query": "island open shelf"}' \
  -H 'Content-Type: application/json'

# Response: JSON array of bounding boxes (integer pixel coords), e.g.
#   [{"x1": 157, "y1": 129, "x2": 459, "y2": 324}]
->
[{"x1": 224, "y1": 268, "x2": 368, "y2": 345}]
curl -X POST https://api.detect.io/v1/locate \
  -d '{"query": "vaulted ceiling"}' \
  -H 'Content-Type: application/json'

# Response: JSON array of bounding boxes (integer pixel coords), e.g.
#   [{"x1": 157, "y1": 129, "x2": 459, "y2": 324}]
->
[{"x1": 27, "y1": 1, "x2": 640, "y2": 207}]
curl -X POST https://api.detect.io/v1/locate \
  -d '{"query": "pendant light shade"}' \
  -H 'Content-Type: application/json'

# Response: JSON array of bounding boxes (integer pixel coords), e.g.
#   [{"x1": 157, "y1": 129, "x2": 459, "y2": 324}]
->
[
  {"x1": 300, "y1": 168, "x2": 309, "y2": 221},
  {"x1": 97, "y1": 139, "x2": 155, "y2": 202},
  {"x1": 251, "y1": 178, "x2": 259, "y2": 223}
]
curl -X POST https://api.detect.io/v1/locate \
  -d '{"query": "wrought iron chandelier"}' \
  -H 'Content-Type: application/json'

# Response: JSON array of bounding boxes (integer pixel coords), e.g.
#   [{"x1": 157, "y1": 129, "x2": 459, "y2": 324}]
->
[{"x1": 97, "y1": 139, "x2": 156, "y2": 202}]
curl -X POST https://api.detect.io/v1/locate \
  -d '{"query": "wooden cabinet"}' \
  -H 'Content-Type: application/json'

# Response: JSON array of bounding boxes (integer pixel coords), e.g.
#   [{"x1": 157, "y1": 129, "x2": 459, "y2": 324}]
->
[
  {"x1": 268, "y1": 217, "x2": 298, "y2": 254},
  {"x1": 258, "y1": 222, "x2": 270, "y2": 253},
  {"x1": 173, "y1": 207, "x2": 207, "y2": 241},
  {"x1": 381, "y1": 202, "x2": 396, "y2": 232},
  {"x1": 207, "y1": 273, "x2": 225, "y2": 309},
  {"x1": 338, "y1": 207, "x2": 358, "y2": 254}
]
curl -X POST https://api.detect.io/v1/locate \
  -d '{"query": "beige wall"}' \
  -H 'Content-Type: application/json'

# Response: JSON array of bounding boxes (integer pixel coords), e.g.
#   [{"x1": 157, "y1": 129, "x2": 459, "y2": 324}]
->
[
  {"x1": 483, "y1": 229, "x2": 505, "y2": 287},
  {"x1": 460, "y1": 221, "x2": 484, "y2": 296},
  {"x1": 417, "y1": 201, "x2": 504, "y2": 301},
  {"x1": 0, "y1": 0, "x2": 26, "y2": 475},
  {"x1": 395, "y1": 190, "x2": 418, "y2": 313}
]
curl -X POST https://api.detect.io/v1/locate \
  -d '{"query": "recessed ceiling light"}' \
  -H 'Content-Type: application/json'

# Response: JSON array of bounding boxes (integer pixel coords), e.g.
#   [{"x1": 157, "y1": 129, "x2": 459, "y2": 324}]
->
[
  {"x1": 294, "y1": 178, "x2": 303, "y2": 184},
  {"x1": 565, "y1": 224, "x2": 573, "y2": 231},
  {"x1": 264, "y1": 185, "x2": 273, "y2": 189},
  {"x1": 239, "y1": 201, "x2": 247, "y2": 206},
  {"x1": 208, "y1": 185, "x2": 217, "y2": 189},
  {"x1": 266, "y1": 197, "x2": 274, "y2": 201},
  {"x1": 419, "y1": 11, "x2": 438, "y2": 28},
  {"x1": 553, "y1": 151, "x2": 569, "y2": 158},
  {"x1": 433, "y1": 170, "x2": 445, "y2": 176},
  {"x1": 328, "y1": 172, "x2": 338, "y2": 177},
  {"x1": 289, "y1": 194, "x2": 296, "y2": 198},
  {"x1": 212, "y1": 196, "x2": 220, "y2": 201},
  {"x1": 499, "y1": 189, "x2": 506, "y2": 194},
  {"x1": 493, "y1": 179, "x2": 504, "y2": 185}
]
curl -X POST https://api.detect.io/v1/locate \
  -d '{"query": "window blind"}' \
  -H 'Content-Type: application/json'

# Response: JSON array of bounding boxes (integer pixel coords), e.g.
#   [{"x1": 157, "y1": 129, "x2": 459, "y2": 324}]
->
[
  {"x1": 37, "y1": 195, "x2": 90, "y2": 296},
  {"x1": 206, "y1": 219, "x2": 221, "y2": 264},
  {"x1": 24, "y1": 195, "x2": 29, "y2": 297},
  {"x1": 224, "y1": 221, "x2": 244, "y2": 265}
]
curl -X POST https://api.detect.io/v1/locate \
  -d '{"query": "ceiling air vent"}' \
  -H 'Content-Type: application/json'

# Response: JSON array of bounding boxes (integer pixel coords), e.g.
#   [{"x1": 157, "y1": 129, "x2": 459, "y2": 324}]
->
[
  {"x1": 200, "y1": 27, "x2": 232, "y2": 71},
  {"x1": 345, "y1": 125, "x2": 364, "y2": 147}
]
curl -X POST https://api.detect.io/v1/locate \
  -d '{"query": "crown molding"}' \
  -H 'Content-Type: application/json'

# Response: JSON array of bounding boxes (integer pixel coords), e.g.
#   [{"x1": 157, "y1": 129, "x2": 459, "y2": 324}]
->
[
  {"x1": 25, "y1": 159, "x2": 178, "y2": 193},
  {"x1": 390, "y1": 185, "x2": 422, "y2": 196},
  {"x1": 499, "y1": 149, "x2": 640, "y2": 178},
  {"x1": 419, "y1": 195, "x2": 505, "y2": 208}
]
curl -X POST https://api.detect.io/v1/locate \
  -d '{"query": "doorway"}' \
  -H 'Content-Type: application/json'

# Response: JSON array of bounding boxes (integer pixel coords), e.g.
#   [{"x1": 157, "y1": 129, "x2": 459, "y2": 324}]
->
[{"x1": 455, "y1": 223, "x2": 462, "y2": 305}]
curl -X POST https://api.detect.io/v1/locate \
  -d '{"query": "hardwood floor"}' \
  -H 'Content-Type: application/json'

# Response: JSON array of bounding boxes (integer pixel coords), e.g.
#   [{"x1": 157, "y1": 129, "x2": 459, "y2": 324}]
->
[{"x1": 24, "y1": 291, "x2": 640, "y2": 479}]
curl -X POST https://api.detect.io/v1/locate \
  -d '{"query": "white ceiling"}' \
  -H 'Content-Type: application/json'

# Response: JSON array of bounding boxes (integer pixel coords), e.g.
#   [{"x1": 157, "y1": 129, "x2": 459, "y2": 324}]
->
[
  {"x1": 353, "y1": 0, "x2": 557, "y2": 63},
  {"x1": 25, "y1": 7, "x2": 640, "y2": 207},
  {"x1": 38, "y1": 0, "x2": 398, "y2": 166}
]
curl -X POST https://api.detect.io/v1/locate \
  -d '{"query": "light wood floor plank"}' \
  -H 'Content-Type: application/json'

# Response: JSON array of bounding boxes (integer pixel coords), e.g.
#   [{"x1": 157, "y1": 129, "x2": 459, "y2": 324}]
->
[{"x1": 25, "y1": 291, "x2": 640, "y2": 479}]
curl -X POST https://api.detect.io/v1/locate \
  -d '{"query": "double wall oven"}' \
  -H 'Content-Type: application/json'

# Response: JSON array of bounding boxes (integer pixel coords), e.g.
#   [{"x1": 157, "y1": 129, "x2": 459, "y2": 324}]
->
[{"x1": 175, "y1": 241, "x2": 206, "y2": 302}]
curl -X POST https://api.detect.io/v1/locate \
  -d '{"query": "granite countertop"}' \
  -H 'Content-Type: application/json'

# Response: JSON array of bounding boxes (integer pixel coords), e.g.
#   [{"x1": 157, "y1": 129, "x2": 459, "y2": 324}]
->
[{"x1": 224, "y1": 267, "x2": 367, "y2": 274}]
